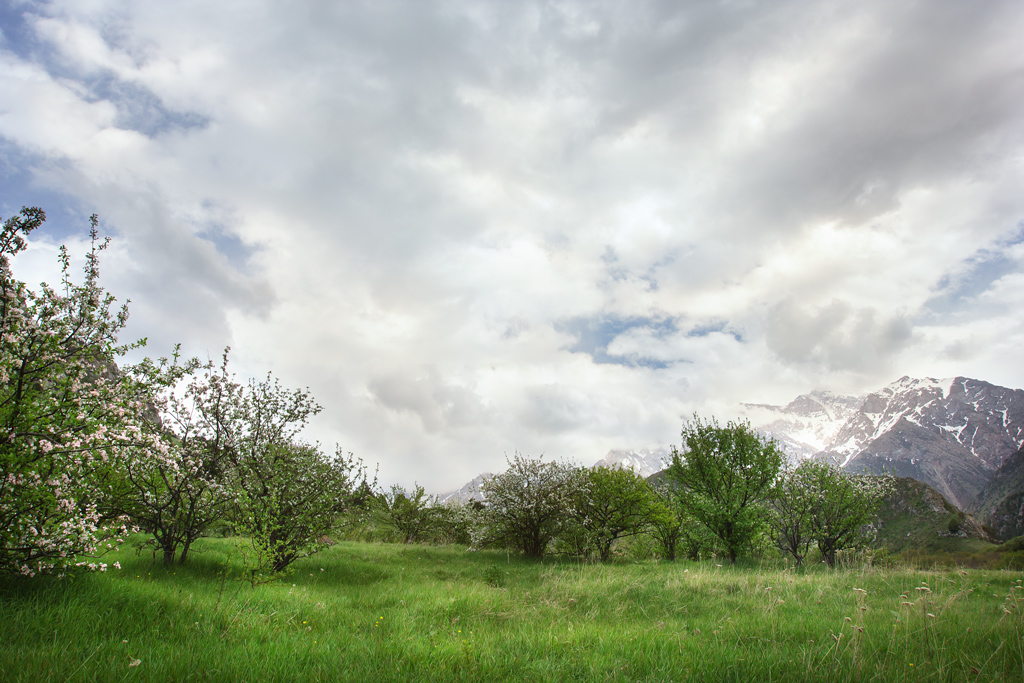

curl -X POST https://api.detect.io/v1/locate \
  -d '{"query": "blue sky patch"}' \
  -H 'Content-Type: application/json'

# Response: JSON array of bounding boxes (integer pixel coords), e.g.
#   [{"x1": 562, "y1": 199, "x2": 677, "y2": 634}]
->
[
  {"x1": 924, "y1": 224, "x2": 1024, "y2": 316},
  {"x1": 556, "y1": 314, "x2": 677, "y2": 368}
]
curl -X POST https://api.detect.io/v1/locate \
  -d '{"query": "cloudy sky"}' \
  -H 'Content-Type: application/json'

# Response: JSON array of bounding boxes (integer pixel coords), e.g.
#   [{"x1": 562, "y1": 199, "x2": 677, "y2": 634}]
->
[{"x1": 2, "y1": 0, "x2": 1023, "y2": 492}]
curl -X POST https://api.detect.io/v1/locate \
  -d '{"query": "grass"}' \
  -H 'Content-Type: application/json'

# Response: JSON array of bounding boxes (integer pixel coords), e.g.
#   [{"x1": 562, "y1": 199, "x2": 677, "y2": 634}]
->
[{"x1": 1, "y1": 538, "x2": 1022, "y2": 682}]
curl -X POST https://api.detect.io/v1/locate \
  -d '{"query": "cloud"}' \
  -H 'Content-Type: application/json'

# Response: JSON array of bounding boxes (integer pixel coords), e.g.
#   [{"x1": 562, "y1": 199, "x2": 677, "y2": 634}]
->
[
  {"x1": 765, "y1": 300, "x2": 914, "y2": 373},
  {"x1": 1, "y1": 0, "x2": 1023, "y2": 490}
]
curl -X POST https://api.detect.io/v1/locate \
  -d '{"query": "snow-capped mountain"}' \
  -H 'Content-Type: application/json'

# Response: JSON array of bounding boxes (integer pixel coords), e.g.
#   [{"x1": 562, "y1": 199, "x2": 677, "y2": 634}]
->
[
  {"x1": 592, "y1": 447, "x2": 672, "y2": 479},
  {"x1": 437, "y1": 472, "x2": 492, "y2": 505},
  {"x1": 742, "y1": 391, "x2": 865, "y2": 461},
  {"x1": 820, "y1": 377, "x2": 1024, "y2": 469},
  {"x1": 439, "y1": 376, "x2": 1024, "y2": 515},
  {"x1": 746, "y1": 376, "x2": 1024, "y2": 509}
]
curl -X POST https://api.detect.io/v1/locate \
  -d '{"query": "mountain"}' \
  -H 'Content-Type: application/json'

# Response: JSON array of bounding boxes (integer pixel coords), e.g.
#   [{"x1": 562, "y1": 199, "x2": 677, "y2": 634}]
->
[
  {"x1": 743, "y1": 391, "x2": 864, "y2": 460},
  {"x1": 842, "y1": 419, "x2": 991, "y2": 511},
  {"x1": 819, "y1": 377, "x2": 1024, "y2": 470},
  {"x1": 872, "y1": 477, "x2": 991, "y2": 552},
  {"x1": 969, "y1": 446, "x2": 1024, "y2": 540},
  {"x1": 439, "y1": 376, "x2": 1024, "y2": 516},
  {"x1": 744, "y1": 376, "x2": 1024, "y2": 510},
  {"x1": 437, "y1": 472, "x2": 492, "y2": 505},
  {"x1": 592, "y1": 447, "x2": 672, "y2": 479}
]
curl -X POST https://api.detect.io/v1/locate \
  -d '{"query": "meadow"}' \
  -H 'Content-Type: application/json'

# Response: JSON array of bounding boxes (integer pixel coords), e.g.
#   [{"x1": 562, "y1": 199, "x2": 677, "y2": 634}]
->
[{"x1": 1, "y1": 539, "x2": 1021, "y2": 682}]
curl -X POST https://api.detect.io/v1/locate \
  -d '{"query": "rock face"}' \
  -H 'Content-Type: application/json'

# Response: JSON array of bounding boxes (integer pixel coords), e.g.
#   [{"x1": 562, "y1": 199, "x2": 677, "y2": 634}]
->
[
  {"x1": 825, "y1": 377, "x2": 1024, "y2": 471},
  {"x1": 970, "y1": 446, "x2": 1024, "y2": 540},
  {"x1": 842, "y1": 418, "x2": 992, "y2": 511}
]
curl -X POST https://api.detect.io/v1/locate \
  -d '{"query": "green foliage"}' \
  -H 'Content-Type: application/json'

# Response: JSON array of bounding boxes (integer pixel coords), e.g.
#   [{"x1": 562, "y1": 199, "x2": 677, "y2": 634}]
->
[
  {"x1": 664, "y1": 415, "x2": 784, "y2": 563},
  {"x1": 232, "y1": 437, "x2": 369, "y2": 576},
  {"x1": 379, "y1": 484, "x2": 435, "y2": 543},
  {"x1": 767, "y1": 462, "x2": 818, "y2": 566},
  {"x1": 559, "y1": 466, "x2": 670, "y2": 561},
  {"x1": 770, "y1": 461, "x2": 891, "y2": 567},
  {"x1": 809, "y1": 465, "x2": 891, "y2": 567}
]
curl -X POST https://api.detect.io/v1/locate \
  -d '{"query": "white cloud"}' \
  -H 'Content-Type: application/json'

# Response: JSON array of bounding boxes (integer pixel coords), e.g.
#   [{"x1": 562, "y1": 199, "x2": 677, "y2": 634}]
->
[{"x1": 2, "y1": 0, "x2": 1024, "y2": 490}]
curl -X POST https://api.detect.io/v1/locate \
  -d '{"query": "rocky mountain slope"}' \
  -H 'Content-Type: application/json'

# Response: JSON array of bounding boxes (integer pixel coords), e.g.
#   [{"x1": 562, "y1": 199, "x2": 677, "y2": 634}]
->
[
  {"x1": 742, "y1": 376, "x2": 1024, "y2": 510},
  {"x1": 873, "y1": 477, "x2": 991, "y2": 552},
  {"x1": 970, "y1": 446, "x2": 1024, "y2": 540}
]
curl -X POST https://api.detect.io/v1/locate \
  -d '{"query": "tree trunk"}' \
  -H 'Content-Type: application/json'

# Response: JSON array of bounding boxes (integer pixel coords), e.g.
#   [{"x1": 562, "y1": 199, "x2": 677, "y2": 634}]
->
[{"x1": 178, "y1": 538, "x2": 192, "y2": 565}]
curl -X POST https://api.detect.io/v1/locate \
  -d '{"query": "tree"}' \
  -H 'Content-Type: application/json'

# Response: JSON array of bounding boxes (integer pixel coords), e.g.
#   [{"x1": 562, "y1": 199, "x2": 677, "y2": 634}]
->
[
  {"x1": 103, "y1": 351, "x2": 239, "y2": 566},
  {"x1": 767, "y1": 462, "x2": 819, "y2": 567},
  {"x1": 211, "y1": 372, "x2": 372, "y2": 574},
  {"x1": 802, "y1": 462, "x2": 891, "y2": 567},
  {"x1": 232, "y1": 439, "x2": 368, "y2": 574},
  {"x1": 477, "y1": 453, "x2": 581, "y2": 558},
  {"x1": 563, "y1": 465, "x2": 669, "y2": 562},
  {"x1": 0, "y1": 208, "x2": 158, "y2": 576},
  {"x1": 648, "y1": 479, "x2": 717, "y2": 561},
  {"x1": 663, "y1": 415, "x2": 784, "y2": 563},
  {"x1": 379, "y1": 483, "x2": 435, "y2": 544}
]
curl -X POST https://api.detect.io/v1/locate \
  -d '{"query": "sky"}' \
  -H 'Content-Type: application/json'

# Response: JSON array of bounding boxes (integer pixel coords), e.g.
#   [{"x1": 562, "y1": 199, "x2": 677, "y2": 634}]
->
[{"x1": 2, "y1": 0, "x2": 1023, "y2": 493}]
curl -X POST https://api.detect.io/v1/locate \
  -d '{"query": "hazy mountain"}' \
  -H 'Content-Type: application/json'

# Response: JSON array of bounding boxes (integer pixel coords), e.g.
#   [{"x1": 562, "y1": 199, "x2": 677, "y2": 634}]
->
[
  {"x1": 743, "y1": 391, "x2": 864, "y2": 461},
  {"x1": 437, "y1": 472, "x2": 492, "y2": 505},
  {"x1": 592, "y1": 447, "x2": 672, "y2": 479},
  {"x1": 440, "y1": 376, "x2": 1024, "y2": 516}
]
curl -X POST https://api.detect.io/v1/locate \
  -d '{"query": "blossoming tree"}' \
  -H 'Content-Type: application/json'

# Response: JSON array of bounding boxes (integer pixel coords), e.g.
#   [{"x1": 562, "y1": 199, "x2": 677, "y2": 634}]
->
[{"x1": 0, "y1": 208, "x2": 159, "y2": 576}]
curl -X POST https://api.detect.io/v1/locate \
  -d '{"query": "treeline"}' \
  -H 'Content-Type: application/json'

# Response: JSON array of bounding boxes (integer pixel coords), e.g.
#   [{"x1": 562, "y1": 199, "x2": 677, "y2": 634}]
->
[
  {"x1": 354, "y1": 420, "x2": 890, "y2": 568},
  {"x1": 0, "y1": 208, "x2": 890, "y2": 579}
]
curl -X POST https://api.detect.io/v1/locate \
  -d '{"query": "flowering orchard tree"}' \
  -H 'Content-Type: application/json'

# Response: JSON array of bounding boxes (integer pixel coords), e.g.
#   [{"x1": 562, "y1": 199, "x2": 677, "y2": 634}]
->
[
  {"x1": 233, "y1": 439, "x2": 369, "y2": 575},
  {"x1": 0, "y1": 208, "x2": 161, "y2": 576},
  {"x1": 104, "y1": 352, "x2": 241, "y2": 566},
  {"x1": 477, "y1": 453, "x2": 582, "y2": 558},
  {"x1": 769, "y1": 460, "x2": 892, "y2": 567}
]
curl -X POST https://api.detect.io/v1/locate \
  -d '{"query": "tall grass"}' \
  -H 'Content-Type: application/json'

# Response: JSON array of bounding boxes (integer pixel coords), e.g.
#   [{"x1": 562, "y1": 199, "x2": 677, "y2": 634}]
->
[{"x1": 1, "y1": 538, "x2": 1021, "y2": 682}]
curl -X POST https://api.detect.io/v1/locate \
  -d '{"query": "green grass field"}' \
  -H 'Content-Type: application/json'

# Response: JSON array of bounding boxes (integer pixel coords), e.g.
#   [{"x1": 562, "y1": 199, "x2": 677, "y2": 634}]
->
[{"x1": 1, "y1": 539, "x2": 1022, "y2": 682}]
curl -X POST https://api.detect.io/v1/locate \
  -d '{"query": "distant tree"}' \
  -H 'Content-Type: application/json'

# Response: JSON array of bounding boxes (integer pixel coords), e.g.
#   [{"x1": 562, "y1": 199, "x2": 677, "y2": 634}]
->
[
  {"x1": 767, "y1": 462, "x2": 819, "y2": 567},
  {"x1": 426, "y1": 502, "x2": 476, "y2": 546},
  {"x1": 477, "y1": 453, "x2": 581, "y2": 558},
  {"x1": 664, "y1": 415, "x2": 784, "y2": 563},
  {"x1": 563, "y1": 466, "x2": 670, "y2": 562},
  {"x1": 380, "y1": 483, "x2": 435, "y2": 543},
  {"x1": 803, "y1": 462, "x2": 891, "y2": 567}
]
